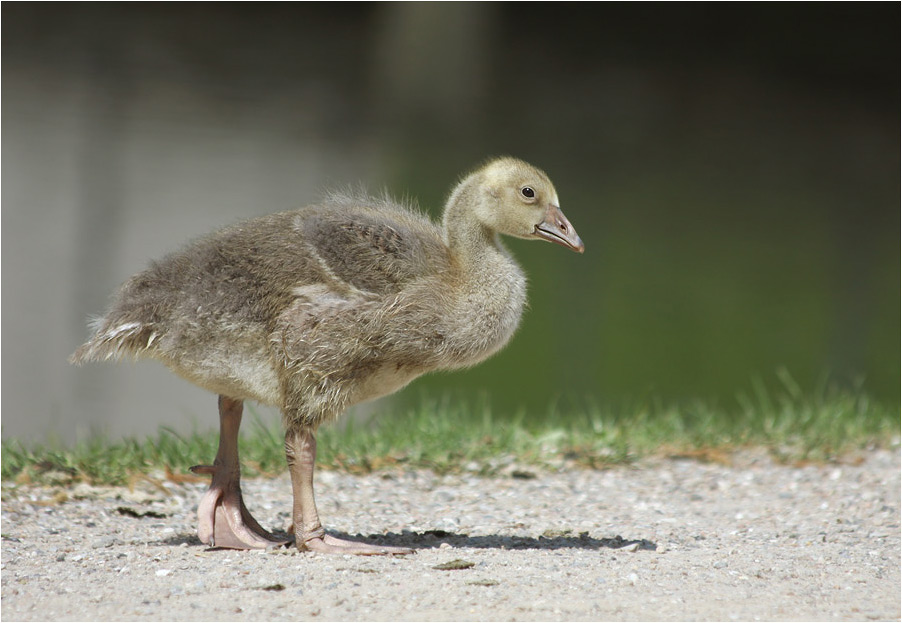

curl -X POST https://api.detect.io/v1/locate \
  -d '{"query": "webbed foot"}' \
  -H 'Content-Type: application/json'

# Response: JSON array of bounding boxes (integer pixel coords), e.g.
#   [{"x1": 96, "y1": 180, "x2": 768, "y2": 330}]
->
[{"x1": 191, "y1": 464, "x2": 292, "y2": 549}]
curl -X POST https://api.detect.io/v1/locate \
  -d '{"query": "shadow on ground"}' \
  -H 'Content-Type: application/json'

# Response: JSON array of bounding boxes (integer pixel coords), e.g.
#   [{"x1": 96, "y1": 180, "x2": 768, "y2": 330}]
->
[
  {"x1": 157, "y1": 530, "x2": 656, "y2": 552},
  {"x1": 369, "y1": 529, "x2": 657, "y2": 551}
]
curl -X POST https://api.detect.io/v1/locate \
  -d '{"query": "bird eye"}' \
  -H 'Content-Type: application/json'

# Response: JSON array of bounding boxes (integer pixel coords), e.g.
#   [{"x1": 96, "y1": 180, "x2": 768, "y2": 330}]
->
[{"x1": 521, "y1": 187, "x2": 535, "y2": 198}]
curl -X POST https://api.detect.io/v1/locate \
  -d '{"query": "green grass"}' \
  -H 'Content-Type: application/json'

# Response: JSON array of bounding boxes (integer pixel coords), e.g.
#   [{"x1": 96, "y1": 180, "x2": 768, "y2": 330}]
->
[{"x1": 2, "y1": 380, "x2": 898, "y2": 487}]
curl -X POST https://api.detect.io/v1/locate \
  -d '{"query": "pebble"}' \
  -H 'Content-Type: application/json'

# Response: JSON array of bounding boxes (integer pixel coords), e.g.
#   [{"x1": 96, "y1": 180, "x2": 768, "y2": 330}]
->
[{"x1": 91, "y1": 538, "x2": 118, "y2": 549}]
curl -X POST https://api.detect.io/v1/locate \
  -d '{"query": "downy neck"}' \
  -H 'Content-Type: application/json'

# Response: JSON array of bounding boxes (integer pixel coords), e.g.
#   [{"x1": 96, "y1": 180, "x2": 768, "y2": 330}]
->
[{"x1": 442, "y1": 172, "x2": 508, "y2": 269}]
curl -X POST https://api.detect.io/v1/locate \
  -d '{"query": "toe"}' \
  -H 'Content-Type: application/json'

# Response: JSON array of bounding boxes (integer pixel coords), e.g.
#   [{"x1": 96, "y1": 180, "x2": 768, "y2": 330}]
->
[
  {"x1": 212, "y1": 505, "x2": 292, "y2": 549},
  {"x1": 301, "y1": 534, "x2": 414, "y2": 555}
]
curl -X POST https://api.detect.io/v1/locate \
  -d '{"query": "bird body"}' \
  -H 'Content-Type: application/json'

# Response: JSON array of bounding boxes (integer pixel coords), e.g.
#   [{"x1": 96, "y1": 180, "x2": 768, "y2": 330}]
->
[
  {"x1": 72, "y1": 157, "x2": 583, "y2": 553},
  {"x1": 73, "y1": 191, "x2": 527, "y2": 427}
]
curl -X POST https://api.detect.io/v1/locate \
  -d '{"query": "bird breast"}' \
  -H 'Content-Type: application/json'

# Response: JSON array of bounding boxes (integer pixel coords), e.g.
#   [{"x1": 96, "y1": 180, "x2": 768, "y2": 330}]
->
[
  {"x1": 435, "y1": 258, "x2": 528, "y2": 370},
  {"x1": 347, "y1": 265, "x2": 527, "y2": 403}
]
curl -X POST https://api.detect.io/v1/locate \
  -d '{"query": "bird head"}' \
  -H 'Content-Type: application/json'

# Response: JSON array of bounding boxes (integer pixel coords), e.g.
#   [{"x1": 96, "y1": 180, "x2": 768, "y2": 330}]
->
[{"x1": 473, "y1": 157, "x2": 584, "y2": 253}]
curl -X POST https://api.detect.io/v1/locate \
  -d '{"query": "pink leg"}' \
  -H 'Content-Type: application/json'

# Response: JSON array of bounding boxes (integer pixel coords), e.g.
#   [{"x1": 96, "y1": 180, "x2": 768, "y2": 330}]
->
[
  {"x1": 190, "y1": 396, "x2": 291, "y2": 549},
  {"x1": 285, "y1": 426, "x2": 413, "y2": 555}
]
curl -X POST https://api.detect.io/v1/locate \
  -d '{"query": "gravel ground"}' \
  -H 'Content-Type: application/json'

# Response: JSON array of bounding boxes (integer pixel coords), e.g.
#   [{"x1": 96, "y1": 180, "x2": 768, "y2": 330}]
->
[{"x1": 2, "y1": 448, "x2": 899, "y2": 621}]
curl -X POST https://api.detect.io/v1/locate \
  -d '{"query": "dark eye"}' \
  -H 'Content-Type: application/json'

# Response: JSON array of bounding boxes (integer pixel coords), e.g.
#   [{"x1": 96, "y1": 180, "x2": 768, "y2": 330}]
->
[{"x1": 521, "y1": 187, "x2": 535, "y2": 198}]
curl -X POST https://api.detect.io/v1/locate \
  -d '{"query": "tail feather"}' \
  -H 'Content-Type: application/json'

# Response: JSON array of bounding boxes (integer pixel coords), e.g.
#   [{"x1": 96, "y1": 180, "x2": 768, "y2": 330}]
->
[{"x1": 69, "y1": 319, "x2": 159, "y2": 365}]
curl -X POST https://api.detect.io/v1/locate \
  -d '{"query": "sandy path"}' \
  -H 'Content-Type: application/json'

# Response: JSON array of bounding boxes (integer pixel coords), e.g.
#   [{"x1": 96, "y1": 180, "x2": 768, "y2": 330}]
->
[{"x1": 2, "y1": 449, "x2": 899, "y2": 621}]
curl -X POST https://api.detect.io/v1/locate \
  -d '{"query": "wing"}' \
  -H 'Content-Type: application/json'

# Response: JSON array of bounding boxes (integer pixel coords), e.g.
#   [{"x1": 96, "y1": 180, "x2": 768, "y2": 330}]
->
[{"x1": 298, "y1": 205, "x2": 450, "y2": 296}]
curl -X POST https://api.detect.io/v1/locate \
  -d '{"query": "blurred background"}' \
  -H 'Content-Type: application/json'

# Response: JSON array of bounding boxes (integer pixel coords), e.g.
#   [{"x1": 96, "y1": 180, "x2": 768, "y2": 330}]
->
[{"x1": 2, "y1": 3, "x2": 898, "y2": 443}]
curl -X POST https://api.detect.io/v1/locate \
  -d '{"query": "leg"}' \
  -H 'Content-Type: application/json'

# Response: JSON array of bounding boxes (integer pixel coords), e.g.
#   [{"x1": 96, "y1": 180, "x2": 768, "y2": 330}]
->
[
  {"x1": 285, "y1": 426, "x2": 413, "y2": 555},
  {"x1": 190, "y1": 396, "x2": 291, "y2": 549}
]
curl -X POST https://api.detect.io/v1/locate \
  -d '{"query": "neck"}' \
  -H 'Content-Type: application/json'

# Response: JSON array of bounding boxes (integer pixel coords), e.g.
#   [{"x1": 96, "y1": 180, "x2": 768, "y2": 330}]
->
[
  {"x1": 442, "y1": 173, "x2": 504, "y2": 266},
  {"x1": 435, "y1": 174, "x2": 527, "y2": 369}
]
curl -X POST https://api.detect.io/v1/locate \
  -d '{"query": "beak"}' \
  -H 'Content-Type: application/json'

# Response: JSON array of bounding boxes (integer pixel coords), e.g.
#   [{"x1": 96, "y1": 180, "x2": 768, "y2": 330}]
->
[{"x1": 534, "y1": 204, "x2": 585, "y2": 253}]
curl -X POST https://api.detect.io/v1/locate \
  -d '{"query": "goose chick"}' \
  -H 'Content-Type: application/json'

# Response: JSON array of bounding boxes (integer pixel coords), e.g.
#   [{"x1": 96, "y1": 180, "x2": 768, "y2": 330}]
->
[{"x1": 71, "y1": 157, "x2": 584, "y2": 555}]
